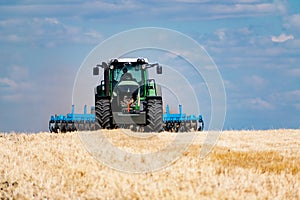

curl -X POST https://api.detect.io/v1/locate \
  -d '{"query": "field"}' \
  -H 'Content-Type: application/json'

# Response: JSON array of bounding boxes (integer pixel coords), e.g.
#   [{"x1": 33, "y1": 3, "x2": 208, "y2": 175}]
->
[{"x1": 1, "y1": 129, "x2": 299, "y2": 199}]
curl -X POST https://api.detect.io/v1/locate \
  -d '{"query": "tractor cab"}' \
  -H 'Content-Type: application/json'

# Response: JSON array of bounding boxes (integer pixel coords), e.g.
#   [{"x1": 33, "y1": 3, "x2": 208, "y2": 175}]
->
[
  {"x1": 108, "y1": 58, "x2": 148, "y2": 114},
  {"x1": 110, "y1": 59, "x2": 145, "y2": 95}
]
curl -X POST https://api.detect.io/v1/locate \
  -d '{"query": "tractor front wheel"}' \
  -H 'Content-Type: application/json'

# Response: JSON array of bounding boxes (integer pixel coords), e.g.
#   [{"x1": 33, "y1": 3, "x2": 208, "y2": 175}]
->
[
  {"x1": 95, "y1": 98, "x2": 113, "y2": 129},
  {"x1": 145, "y1": 98, "x2": 163, "y2": 132}
]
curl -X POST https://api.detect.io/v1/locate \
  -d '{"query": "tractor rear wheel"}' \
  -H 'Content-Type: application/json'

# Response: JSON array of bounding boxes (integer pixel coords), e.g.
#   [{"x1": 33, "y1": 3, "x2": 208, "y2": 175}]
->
[
  {"x1": 145, "y1": 98, "x2": 163, "y2": 132},
  {"x1": 95, "y1": 98, "x2": 113, "y2": 129}
]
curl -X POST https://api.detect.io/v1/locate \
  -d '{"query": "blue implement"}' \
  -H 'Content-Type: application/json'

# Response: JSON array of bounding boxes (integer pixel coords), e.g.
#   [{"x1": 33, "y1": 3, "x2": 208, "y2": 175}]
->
[
  {"x1": 163, "y1": 105, "x2": 204, "y2": 132},
  {"x1": 49, "y1": 104, "x2": 203, "y2": 133},
  {"x1": 49, "y1": 105, "x2": 95, "y2": 133}
]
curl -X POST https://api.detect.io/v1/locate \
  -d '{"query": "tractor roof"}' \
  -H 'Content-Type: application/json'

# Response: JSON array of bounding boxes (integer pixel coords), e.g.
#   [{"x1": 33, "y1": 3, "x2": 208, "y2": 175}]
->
[{"x1": 109, "y1": 58, "x2": 149, "y2": 64}]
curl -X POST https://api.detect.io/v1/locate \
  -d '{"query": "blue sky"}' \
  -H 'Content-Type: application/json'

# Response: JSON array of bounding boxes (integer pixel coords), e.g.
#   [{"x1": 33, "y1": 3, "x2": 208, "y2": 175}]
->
[{"x1": 0, "y1": 0, "x2": 299, "y2": 132}]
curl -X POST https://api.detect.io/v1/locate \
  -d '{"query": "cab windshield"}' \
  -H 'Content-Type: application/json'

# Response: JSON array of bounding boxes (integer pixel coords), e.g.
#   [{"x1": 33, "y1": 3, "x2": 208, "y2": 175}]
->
[{"x1": 113, "y1": 63, "x2": 143, "y2": 83}]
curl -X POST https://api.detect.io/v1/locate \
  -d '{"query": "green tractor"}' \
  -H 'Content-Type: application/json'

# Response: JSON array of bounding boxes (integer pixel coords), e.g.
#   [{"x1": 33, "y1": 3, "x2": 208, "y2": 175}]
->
[{"x1": 93, "y1": 58, "x2": 163, "y2": 132}]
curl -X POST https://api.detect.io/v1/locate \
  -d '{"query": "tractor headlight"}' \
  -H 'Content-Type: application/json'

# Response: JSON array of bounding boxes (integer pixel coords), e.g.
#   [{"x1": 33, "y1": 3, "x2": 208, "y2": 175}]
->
[
  {"x1": 137, "y1": 58, "x2": 145, "y2": 63},
  {"x1": 142, "y1": 64, "x2": 146, "y2": 69},
  {"x1": 110, "y1": 65, "x2": 114, "y2": 70}
]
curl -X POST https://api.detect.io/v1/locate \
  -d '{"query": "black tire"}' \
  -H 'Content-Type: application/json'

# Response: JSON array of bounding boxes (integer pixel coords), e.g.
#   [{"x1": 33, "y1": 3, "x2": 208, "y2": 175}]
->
[
  {"x1": 174, "y1": 123, "x2": 179, "y2": 133},
  {"x1": 179, "y1": 123, "x2": 187, "y2": 132},
  {"x1": 145, "y1": 98, "x2": 163, "y2": 132},
  {"x1": 89, "y1": 122, "x2": 95, "y2": 131},
  {"x1": 191, "y1": 120, "x2": 197, "y2": 131},
  {"x1": 72, "y1": 123, "x2": 77, "y2": 132},
  {"x1": 95, "y1": 98, "x2": 113, "y2": 129},
  {"x1": 53, "y1": 122, "x2": 59, "y2": 133},
  {"x1": 78, "y1": 122, "x2": 83, "y2": 131},
  {"x1": 50, "y1": 125, "x2": 58, "y2": 133},
  {"x1": 95, "y1": 121, "x2": 102, "y2": 130},
  {"x1": 61, "y1": 121, "x2": 67, "y2": 133},
  {"x1": 66, "y1": 122, "x2": 75, "y2": 132}
]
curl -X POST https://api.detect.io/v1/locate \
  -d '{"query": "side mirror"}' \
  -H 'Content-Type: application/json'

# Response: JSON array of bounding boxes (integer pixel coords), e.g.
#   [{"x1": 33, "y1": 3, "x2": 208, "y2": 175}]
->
[
  {"x1": 157, "y1": 65, "x2": 162, "y2": 74},
  {"x1": 102, "y1": 62, "x2": 108, "y2": 69},
  {"x1": 93, "y1": 67, "x2": 99, "y2": 75}
]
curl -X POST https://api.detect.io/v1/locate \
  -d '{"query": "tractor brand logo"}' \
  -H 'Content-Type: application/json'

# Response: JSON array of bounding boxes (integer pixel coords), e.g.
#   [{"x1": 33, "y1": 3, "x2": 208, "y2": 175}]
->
[{"x1": 72, "y1": 27, "x2": 226, "y2": 173}]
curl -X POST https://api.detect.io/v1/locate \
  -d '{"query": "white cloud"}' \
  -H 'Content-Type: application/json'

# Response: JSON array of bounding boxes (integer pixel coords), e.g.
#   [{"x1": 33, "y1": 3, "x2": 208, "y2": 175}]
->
[
  {"x1": 0, "y1": 17, "x2": 105, "y2": 46},
  {"x1": 271, "y1": 33, "x2": 294, "y2": 43},
  {"x1": 0, "y1": 1, "x2": 287, "y2": 22},
  {"x1": 44, "y1": 17, "x2": 59, "y2": 25},
  {"x1": 244, "y1": 75, "x2": 267, "y2": 88},
  {"x1": 210, "y1": 3, "x2": 284, "y2": 15},
  {"x1": 215, "y1": 29, "x2": 226, "y2": 41},
  {"x1": 84, "y1": 30, "x2": 104, "y2": 43},
  {"x1": 0, "y1": 78, "x2": 18, "y2": 89},
  {"x1": 7, "y1": 34, "x2": 22, "y2": 42},
  {"x1": 270, "y1": 90, "x2": 300, "y2": 110},
  {"x1": 0, "y1": 66, "x2": 32, "y2": 98},
  {"x1": 246, "y1": 97, "x2": 274, "y2": 110},
  {"x1": 0, "y1": 77, "x2": 31, "y2": 91}
]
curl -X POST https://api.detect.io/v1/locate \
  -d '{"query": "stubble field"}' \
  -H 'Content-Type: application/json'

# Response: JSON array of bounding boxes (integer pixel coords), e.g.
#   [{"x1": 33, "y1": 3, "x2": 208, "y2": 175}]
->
[{"x1": 0, "y1": 129, "x2": 299, "y2": 199}]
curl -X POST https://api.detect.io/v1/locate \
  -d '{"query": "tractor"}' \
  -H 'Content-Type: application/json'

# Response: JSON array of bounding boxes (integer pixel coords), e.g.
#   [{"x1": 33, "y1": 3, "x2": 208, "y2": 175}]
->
[{"x1": 93, "y1": 58, "x2": 163, "y2": 132}]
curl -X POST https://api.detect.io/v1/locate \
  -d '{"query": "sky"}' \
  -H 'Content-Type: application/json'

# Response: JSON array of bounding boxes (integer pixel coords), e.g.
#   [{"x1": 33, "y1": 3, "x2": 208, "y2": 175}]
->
[{"x1": 0, "y1": 0, "x2": 299, "y2": 132}]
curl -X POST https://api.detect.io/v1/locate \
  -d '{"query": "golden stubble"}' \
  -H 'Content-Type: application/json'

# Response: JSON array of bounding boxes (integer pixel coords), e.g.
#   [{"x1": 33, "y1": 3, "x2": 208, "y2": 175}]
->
[{"x1": 0, "y1": 129, "x2": 299, "y2": 199}]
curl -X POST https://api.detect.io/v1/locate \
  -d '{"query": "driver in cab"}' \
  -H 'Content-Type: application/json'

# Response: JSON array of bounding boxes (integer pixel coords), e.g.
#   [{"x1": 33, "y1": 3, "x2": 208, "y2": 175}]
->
[{"x1": 120, "y1": 68, "x2": 133, "y2": 81}]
